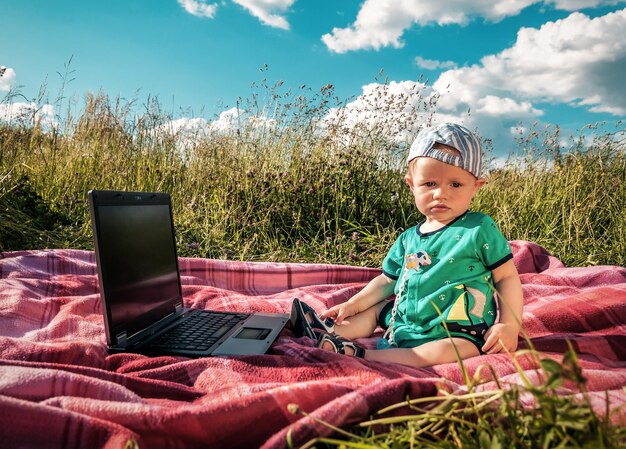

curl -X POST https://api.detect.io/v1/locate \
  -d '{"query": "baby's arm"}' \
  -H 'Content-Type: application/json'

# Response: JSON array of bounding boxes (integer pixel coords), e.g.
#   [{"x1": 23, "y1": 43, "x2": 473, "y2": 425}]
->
[
  {"x1": 482, "y1": 259, "x2": 524, "y2": 354},
  {"x1": 320, "y1": 273, "x2": 396, "y2": 325}
]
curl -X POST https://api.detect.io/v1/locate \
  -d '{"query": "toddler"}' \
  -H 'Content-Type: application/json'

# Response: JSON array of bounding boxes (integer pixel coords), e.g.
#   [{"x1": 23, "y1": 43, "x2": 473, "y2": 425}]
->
[{"x1": 291, "y1": 123, "x2": 523, "y2": 368}]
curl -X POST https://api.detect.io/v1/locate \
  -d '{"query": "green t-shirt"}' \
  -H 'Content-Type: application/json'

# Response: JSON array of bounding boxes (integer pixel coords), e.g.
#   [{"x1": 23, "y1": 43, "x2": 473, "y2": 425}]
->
[{"x1": 382, "y1": 211, "x2": 513, "y2": 348}]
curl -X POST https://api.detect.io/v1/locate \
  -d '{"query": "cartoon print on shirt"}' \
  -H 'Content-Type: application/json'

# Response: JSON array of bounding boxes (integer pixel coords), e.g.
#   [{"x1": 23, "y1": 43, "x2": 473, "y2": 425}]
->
[
  {"x1": 445, "y1": 284, "x2": 487, "y2": 322},
  {"x1": 467, "y1": 286, "x2": 486, "y2": 317},
  {"x1": 446, "y1": 285, "x2": 469, "y2": 321},
  {"x1": 443, "y1": 284, "x2": 490, "y2": 338},
  {"x1": 405, "y1": 251, "x2": 431, "y2": 271}
]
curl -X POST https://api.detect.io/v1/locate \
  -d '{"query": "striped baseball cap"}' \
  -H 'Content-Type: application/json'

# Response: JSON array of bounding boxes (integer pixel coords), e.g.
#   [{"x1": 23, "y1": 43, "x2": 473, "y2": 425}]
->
[{"x1": 407, "y1": 123, "x2": 483, "y2": 178}]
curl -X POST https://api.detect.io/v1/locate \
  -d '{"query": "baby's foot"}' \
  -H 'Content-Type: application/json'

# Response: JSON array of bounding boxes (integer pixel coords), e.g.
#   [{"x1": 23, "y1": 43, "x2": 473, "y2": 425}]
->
[
  {"x1": 316, "y1": 332, "x2": 365, "y2": 358},
  {"x1": 319, "y1": 338, "x2": 355, "y2": 355},
  {"x1": 290, "y1": 298, "x2": 335, "y2": 339}
]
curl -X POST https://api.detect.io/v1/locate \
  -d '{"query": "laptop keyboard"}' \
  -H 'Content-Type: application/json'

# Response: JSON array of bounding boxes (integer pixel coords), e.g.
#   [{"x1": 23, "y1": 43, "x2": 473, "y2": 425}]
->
[{"x1": 149, "y1": 310, "x2": 250, "y2": 352}]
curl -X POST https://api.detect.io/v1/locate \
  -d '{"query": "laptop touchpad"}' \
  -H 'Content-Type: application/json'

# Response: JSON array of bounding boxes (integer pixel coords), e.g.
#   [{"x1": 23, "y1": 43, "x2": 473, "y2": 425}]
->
[{"x1": 235, "y1": 327, "x2": 271, "y2": 340}]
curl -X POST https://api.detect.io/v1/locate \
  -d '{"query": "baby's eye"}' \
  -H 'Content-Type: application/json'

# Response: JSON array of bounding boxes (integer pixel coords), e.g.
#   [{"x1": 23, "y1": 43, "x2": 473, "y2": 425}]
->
[
  {"x1": 425, "y1": 181, "x2": 436, "y2": 187},
  {"x1": 451, "y1": 182, "x2": 463, "y2": 188}
]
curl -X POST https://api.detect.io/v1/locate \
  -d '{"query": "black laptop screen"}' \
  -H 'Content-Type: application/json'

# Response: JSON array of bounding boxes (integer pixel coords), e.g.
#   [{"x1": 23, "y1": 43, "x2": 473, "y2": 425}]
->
[{"x1": 96, "y1": 203, "x2": 181, "y2": 336}]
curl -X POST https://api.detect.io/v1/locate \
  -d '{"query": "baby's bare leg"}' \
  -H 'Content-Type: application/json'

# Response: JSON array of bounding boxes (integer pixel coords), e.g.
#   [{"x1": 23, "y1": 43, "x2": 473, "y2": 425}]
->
[
  {"x1": 365, "y1": 338, "x2": 480, "y2": 368},
  {"x1": 331, "y1": 301, "x2": 388, "y2": 340}
]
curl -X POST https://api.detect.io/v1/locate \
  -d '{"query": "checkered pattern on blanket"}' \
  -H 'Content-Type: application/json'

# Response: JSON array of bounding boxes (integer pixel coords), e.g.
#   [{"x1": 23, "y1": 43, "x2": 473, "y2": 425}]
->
[{"x1": 1, "y1": 241, "x2": 625, "y2": 449}]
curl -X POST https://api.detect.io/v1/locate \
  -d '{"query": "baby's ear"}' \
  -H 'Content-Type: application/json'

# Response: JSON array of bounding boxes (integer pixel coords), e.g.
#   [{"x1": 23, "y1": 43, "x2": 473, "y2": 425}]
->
[
  {"x1": 405, "y1": 174, "x2": 415, "y2": 190},
  {"x1": 474, "y1": 178, "x2": 486, "y2": 190}
]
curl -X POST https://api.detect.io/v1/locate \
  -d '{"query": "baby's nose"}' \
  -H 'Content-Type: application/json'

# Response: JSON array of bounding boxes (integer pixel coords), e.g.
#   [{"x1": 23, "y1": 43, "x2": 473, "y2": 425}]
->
[{"x1": 433, "y1": 187, "x2": 447, "y2": 198}]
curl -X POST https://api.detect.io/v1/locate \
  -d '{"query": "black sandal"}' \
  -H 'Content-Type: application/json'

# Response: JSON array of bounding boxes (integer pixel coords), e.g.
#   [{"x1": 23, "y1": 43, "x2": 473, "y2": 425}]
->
[
  {"x1": 290, "y1": 298, "x2": 336, "y2": 339},
  {"x1": 317, "y1": 332, "x2": 365, "y2": 358}
]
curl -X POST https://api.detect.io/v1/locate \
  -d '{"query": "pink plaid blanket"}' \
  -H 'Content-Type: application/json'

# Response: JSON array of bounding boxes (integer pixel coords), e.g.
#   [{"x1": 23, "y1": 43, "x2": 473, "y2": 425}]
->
[{"x1": 1, "y1": 241, "x2": 625, "y2": 448}]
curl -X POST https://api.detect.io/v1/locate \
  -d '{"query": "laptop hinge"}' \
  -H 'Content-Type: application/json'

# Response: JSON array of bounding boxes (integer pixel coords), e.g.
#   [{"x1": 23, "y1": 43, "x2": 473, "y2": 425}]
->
[
  {"x1": 175, "y1": 302, "x2": 183, "y2": 312},
  {"x1": 116, "y1": 331, "x2": 128, "y2": 346}
]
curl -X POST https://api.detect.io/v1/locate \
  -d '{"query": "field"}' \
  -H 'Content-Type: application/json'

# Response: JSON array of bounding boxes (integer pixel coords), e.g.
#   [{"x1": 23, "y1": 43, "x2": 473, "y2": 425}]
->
[
  {"x1": 1, "y1": 87, "x2": 625, "y2": 447},
  {"x1": 0, "y1": 89, "x2": 624, "y2": 267}
]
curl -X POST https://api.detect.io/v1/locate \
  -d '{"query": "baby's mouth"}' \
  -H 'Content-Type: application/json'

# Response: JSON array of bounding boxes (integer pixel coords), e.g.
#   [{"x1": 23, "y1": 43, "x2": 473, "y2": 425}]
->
[{"x1": 431, "y1": 204, "x2": 449, "y2": 212}]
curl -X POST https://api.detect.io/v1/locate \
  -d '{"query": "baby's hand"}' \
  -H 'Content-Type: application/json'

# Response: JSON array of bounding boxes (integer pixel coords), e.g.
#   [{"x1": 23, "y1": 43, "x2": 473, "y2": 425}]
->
[
  {"x1": 482, "y1": 323, "x2": 520, "y2": 354},
  {"x1": 320, "y1": 302, "x2": 359, "y2": 326}
]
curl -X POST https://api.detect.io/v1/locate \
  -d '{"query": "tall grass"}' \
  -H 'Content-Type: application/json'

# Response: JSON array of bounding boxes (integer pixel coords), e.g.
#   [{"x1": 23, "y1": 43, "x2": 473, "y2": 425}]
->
[
  {"x1": 476, "y1": 127, "x2": 625, "y2": 267},
  {"x1": 0, "y1": 83, "x2": 624, "y2": 269}
]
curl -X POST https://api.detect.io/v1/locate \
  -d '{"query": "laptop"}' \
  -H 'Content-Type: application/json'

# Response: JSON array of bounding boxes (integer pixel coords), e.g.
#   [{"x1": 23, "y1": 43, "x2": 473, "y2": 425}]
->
[{"x1": 88, "y1": 189, "x2": 289, "y2": 358}]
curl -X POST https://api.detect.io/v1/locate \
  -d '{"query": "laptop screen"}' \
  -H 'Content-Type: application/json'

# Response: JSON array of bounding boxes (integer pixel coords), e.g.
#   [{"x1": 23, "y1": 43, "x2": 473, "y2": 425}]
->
[{"x1": 90, "y1": 191, "x2": 182, "y2": 343}]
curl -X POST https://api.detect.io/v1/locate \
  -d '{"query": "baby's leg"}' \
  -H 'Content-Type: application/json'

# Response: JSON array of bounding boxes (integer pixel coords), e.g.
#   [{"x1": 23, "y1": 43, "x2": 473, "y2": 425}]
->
[
  {"x1": 332, "y1": 301, "x2": 388, "y2": 340},
  {"x1": 365, "y1": 338, "x2": 480, "y2": 368}
]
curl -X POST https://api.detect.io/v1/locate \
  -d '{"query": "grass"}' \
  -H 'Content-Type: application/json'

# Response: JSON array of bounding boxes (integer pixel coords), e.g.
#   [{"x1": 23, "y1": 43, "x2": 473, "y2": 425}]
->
[
  {"x1": 1, "y1": 79, "x2": 625, "y2": 447},
  {"x1": 0, "y1": 88, "x2": 624, "y2": 267},
  {"x1": 288, "y1": 345, "x2": 626, "y2": 448}
]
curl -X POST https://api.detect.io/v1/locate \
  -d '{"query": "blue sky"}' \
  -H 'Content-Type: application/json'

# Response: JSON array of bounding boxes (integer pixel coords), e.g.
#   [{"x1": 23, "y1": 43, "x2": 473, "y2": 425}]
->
[{"x1": 1, "y1": 0, "x2": 625, "y2": 160}]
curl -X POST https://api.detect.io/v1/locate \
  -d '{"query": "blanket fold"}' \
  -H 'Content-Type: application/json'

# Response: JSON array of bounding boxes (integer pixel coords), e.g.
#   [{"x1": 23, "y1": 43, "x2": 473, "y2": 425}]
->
[{"x1": 1, "y1": 240, "x2": 625, "y2": 448}]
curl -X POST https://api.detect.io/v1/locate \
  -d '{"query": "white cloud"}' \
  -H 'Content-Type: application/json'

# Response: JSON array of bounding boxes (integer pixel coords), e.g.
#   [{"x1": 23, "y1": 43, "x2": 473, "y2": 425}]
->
[
  {"x1": 210, "y1": 106, "x2": 276, "y2": 131},
  {"x1": 152, "y1": 116, "x2": 212, "y2": 153},
  {"x1": 414, "y1": 56, "x2": 457, "y2": 71},
  {"x1": 154, "y1": 107, "x2": 276, "y2": 151},
  {"x1": 588, "y1": 105, "x2": 626, "y2": 114},
  {"x1": 232, "y1": 0, "x2": 295, "y2": 30},
  {"x1": 0, "y1": 102, "x2": 57, "y2": 128},
  {"x1": 323, "y1": 9, "x2": 626, "y2": 157},
  {"x1": 0, "y1": 67, "x2": 57, "y2": 128},
  {"x1": 322, "y1": 0, "x2": 626, "y2": 53},
  {"x1": 178, "y1": 0, "x2": 218, "y2": 19},
  {"x1": 0, "y1": 66, "x2": 16, "y2": 91},
  {"x1": 159, "y1": 116, "x2": 211, "y2": 137},
  {"x1": 434, "y1": 9, "x2": 626, "y2": 116},
  {"x1": 178, "y1": 0, "x2": 295, "y2": 28},
  {"x1": 324, "y1": 82, "x2": 543, "y2": 159},
  {"x1": 322, "y1": 80, "x2": 439, "y2": 145},
  {"x1": 548, "y1": 0, "x2": 625, "y2": 10},
  {"x1": 475, "y1": 96, "x2": 543, "y2": 117},
  {"x1": 322, "y1": 0, "x2": 538, "y2": 53},
  {"x1": 159, "y1": 107, "x2": 276, "y2": 137},
  {"x1": 321, "y1": 80, "x2": 547, "y2": 158}
]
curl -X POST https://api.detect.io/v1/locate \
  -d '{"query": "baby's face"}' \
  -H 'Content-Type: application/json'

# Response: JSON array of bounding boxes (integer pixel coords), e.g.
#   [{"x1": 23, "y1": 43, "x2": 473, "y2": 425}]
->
[{"x1": 405, "y1": 157, "x2": 484, "y2": 229}]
